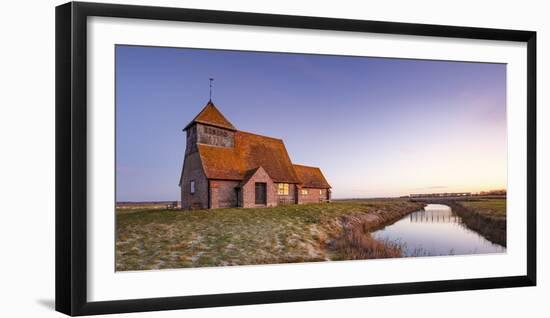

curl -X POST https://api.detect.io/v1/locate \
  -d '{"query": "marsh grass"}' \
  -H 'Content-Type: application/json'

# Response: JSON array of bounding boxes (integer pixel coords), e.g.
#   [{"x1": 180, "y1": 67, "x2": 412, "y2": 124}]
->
[{"x1": 331, "y1": 227, "x2": 403, "y2": 260}]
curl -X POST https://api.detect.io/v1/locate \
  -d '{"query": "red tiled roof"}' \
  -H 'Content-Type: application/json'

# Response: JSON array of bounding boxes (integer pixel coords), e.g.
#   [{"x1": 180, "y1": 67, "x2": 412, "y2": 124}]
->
[
  {"x1": 198, "y1": 131, "x2": 300, "y2": 183},
  {"x1": 293, "y1": 164, "x2": 331, "y2": 189},
  {"x1": 184, "y1": 101, "x2": 236, "y2": 131},
  {"x1": 241, "y1": 167, "x2": 262, "y2": 184}
]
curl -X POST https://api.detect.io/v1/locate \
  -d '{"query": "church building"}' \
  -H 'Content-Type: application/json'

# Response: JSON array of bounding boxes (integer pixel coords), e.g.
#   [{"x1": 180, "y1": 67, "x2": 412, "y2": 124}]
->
[{"x1": 179, "y1": 100, "x2": 331, "y2": 209}]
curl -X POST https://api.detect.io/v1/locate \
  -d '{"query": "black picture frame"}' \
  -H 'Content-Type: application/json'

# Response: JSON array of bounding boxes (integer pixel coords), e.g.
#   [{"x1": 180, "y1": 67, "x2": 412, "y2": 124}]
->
[{"x1": 55, "y1": 1, "x2": 537, "y2": 316}]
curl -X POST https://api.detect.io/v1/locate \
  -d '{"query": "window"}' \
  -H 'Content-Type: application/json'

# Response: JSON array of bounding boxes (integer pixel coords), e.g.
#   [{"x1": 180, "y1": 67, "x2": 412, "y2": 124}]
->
[
  {"x1": 320, "y1": 189, "x2": 323, "y2": 195},
  {"x1": 190, "y1": 180, "x2": 195, "y2": 194},
  {"x1": 277, "y1": 183, "x2": 289, "y2": 195},
  {"x1": 301, "y1": 189, "x2": 308, "y2": 195},
  {"x1": 204, "y1": 126, "x2": 228, "y2": 137}
]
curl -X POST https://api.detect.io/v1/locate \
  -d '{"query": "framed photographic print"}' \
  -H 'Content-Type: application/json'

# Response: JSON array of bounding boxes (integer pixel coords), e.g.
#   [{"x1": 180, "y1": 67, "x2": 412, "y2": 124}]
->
[{"x1": 55, "y1": 1, "x2": 536, "y2": 316}]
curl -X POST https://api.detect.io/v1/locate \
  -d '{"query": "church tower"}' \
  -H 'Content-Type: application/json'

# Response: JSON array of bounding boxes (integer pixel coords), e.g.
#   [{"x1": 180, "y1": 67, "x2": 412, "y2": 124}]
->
[
  {"x1": 179, "y1": 100, "x2": 236, "y2": 209},
  {"x1": 183, "y1": 100, "x2": 236, "y2": 155}
]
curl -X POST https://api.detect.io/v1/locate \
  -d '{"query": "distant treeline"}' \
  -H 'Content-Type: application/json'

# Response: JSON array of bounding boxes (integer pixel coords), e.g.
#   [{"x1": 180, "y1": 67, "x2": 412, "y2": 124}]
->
[
  {"x1": 117, "y1": 201, "x2": 178, "y2": 205},
  {"x1": 116, "y1": 201, "x2": 180, "y2": 209},
  {"x1": 477, "y1": 189, "x2": 507, "y2": 196},
  {"x1": 406, "y1": 189, "x2": 506, "y2": 198}
]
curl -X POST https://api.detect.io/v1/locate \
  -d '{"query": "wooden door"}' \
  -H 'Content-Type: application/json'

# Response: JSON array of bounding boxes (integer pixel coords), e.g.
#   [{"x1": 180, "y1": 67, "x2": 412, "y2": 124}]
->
[{"x1": 255, "y1": 182, "x2": 267, "y2": 205}]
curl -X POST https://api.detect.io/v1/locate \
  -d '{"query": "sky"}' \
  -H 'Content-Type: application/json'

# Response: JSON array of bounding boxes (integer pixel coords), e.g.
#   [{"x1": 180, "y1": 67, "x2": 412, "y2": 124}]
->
[{"x1": 115, "y1": 45, "x2": 507, "y2": 201}]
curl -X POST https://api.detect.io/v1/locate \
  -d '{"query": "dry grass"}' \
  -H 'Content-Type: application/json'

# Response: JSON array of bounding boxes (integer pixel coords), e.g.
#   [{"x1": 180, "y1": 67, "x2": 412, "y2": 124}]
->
[
  {"x1": 331, "y1": 226, "x2": 402, "y2": 260},
  {"x1": 116, "y1": 199, "x2": 424, "y2": 271}
]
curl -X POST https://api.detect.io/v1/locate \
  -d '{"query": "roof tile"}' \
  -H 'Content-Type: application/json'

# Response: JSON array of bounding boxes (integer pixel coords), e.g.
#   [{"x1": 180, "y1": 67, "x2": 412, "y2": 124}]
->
[
  {"x1": 198, "y1": 131, "x2": 300, "y2": 183},
  {"x1": 293, "y1": 164, "x2": 331, "y2": 189},
  {"x1": 184, "y1": 101, "x2": 236, "y2": 131}
]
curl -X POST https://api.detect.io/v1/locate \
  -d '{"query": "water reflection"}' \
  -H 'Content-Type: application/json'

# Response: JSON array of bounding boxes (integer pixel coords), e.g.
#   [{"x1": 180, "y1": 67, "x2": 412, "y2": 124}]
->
[
  {"x1": 409, "y1": 209, "x2": 461, "y2": 223},
  {"x1": 372, "y1": 204, "x2": 506, "y2": 257}
]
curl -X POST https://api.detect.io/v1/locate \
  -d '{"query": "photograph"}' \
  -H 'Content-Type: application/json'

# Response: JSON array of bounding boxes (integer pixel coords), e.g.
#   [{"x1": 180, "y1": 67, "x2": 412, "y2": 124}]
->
[{"x1": 115, "y1": 45, "x2": 507, "y2": 271}]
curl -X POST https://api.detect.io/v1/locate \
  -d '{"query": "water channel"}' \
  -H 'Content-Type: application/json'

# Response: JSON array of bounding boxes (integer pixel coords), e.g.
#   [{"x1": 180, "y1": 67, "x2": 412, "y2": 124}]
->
[{"x1": 371, "y1": 204, "x2": 506, "y2": 256}]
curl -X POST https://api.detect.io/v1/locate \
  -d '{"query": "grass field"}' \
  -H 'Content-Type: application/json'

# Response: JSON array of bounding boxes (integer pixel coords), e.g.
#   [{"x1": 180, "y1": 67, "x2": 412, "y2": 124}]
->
[
  {"x1": 116, "y1": 199, "x2": 423, "y2": 271},
  {"x1": 458, "y1": 199, "x2": 506, "y2": 219}
]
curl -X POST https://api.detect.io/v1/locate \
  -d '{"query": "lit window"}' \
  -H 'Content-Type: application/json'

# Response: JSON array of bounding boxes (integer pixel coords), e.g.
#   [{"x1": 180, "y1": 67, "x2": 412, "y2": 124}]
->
[
  {"x1": 277, "y1": 183, "x2": 289, "y2": 195},
  {"x1": 190, "y1": 180, "x2": 195, "y2": 194},
  {"x1": 301, "y1": 189, "x2": 308, "y2": 195},
  {"x1": 320, "y1": 189, "x2": 323, "y2": 195}
]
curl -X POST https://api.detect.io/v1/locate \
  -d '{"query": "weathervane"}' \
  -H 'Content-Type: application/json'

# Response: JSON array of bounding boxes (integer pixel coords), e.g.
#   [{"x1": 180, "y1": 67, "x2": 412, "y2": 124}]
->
[{"x1": 209, "y1": 78, "x2": 214, "y2": 101}]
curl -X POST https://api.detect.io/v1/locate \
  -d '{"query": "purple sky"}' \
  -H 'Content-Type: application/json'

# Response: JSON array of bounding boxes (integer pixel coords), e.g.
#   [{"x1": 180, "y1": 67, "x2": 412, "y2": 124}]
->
[{"x1": 116, "y1": 45, "x2": 506, "y2": 201}]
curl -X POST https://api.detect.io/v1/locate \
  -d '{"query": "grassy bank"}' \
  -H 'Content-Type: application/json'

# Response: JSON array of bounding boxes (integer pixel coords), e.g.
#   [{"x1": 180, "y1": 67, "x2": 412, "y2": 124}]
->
[
  {"x1": 116, "y1": 199, "x2": 424, "y2": 271},
  {"x1": 458, "y1": 199, "x2": 506, "y2": 219},
  {"x1": 448, "y1": 199, "x2": 506, "y2": 247}
]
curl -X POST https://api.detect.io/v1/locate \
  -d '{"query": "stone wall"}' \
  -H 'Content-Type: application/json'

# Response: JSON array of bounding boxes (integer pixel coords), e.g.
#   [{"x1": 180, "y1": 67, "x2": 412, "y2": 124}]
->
[
  {"x1": 210, "y1": 180, "x2": 240, "y2": 208},
  {"x1": 180, "y1": 151, "x2": 208, "y2": 209},
  {"x1": 274, "y1": 183, "x2": 297, "y2": 205},
  {"x1": 297, "y1": 188, "x2": 329, "y2": 204}
]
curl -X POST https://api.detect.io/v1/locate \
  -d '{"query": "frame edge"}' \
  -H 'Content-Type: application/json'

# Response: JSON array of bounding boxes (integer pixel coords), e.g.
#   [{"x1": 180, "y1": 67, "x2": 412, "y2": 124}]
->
[
  {"x1": 526, "y1": 31, "x2": 537, "y2": 286},
  {"x1": 55, "y1": 1, "x2": 537, "y2": 316},
  {"x1": 55, "y1": 2, "x2": 74, "y2": 316}
]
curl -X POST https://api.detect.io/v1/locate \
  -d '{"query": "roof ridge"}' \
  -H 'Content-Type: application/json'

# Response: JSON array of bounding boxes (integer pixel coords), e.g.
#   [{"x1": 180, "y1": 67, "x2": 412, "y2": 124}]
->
[
  {"x1": 237, "y1": 130, "x2": 283, "y2": 141},
  {"x1": 293, "y1": 163, "x2": 321, "y2": 169}
]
